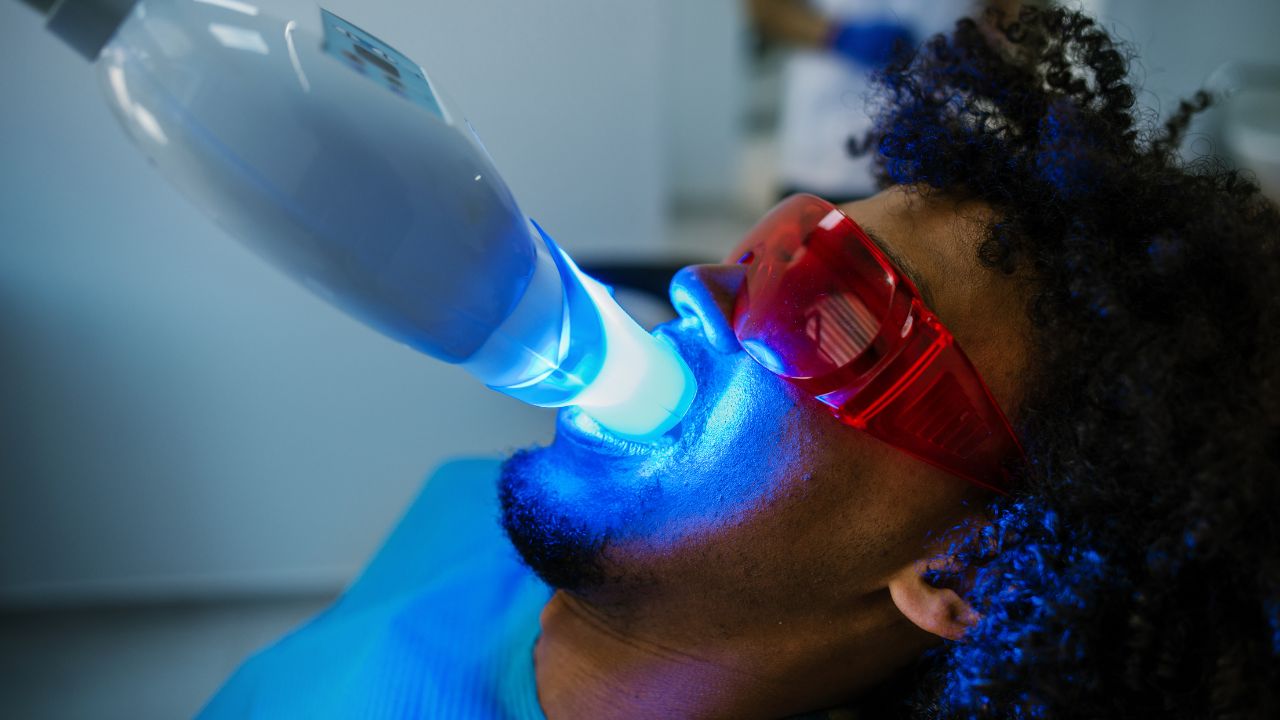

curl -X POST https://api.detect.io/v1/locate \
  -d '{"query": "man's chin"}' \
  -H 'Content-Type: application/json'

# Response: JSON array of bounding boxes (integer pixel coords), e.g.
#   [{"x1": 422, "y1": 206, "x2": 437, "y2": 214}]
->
[{"x1": 498, "y1": 447, "x2": 608, "y2": 592}]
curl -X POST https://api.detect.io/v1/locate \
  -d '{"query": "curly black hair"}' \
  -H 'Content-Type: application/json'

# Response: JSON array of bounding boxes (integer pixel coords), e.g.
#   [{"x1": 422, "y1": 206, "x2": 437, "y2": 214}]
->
[{"x1": 853, "y1": 6, "x2": 1280, "y2": 719}]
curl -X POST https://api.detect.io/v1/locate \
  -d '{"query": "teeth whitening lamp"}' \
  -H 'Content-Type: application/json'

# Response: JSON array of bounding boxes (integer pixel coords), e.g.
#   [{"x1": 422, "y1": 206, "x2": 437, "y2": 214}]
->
[{"x1": 20, "y1": 0, "x2": 696, "y2": 440}]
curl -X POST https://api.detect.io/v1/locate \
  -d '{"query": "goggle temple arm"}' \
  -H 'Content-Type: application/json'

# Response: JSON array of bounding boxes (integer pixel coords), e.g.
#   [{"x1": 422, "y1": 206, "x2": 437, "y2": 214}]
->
[{"x1": 815, "y1": 306, "x2": 1022, "y2": 494}]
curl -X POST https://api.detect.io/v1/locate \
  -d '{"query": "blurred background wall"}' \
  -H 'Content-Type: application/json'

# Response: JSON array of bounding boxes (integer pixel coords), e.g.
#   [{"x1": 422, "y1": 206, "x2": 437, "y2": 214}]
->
[
  {"x1": 1093, "y1": 0, "x2": 1280, "y2": 112},
  {"x1": 2, "y1": 0, "x2": 1278, "y2": 716},
  {"x1": 1092, "y1": 0, "x2": 1280, "y2": 198}
]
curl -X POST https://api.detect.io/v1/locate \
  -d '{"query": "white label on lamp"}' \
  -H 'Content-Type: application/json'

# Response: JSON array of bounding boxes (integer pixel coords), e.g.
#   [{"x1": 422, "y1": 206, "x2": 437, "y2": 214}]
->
[{"x1": 320, "y1": 9, "x2": 445, "y2": 120}]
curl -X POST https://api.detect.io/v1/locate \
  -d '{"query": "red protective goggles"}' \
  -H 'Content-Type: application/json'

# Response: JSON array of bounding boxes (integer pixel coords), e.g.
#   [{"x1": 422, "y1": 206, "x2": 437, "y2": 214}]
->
[{"x1": 731, "y1": 194, "x2": 1023, "y2": 493}]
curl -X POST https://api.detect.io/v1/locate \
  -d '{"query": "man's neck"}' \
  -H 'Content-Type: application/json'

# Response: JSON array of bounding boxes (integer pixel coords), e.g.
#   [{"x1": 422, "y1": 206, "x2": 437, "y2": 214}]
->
[{"x1": 533, "y1": 589, "x2": 930, "y2": 720}]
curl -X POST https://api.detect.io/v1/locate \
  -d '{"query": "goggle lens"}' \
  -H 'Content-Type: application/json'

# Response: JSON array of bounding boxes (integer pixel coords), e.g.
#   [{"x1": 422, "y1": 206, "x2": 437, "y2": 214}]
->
[
  {"x1": 730, "y1": 195, "x2": 1022, "y2": 492},
  {"x1": 732, "y1": 196, "x2": 901, "y2": 386}
]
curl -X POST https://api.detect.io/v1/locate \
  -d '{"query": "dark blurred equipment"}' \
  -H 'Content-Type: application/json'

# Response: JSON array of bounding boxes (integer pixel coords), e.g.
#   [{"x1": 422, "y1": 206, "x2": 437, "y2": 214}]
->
[
  {"x1": 580, "y1": 260, "x2": 702, "y2": 310},
  {"x1": 23, "y1": 0, "x2": 137, "y2": 60}
]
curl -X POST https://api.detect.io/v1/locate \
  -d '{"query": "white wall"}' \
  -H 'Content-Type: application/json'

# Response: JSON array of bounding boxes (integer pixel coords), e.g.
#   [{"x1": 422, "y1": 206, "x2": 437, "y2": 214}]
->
[
  {"x1": 1089, "y1": 0, "x2": 1280, "y2": 120},
  {"x1": 659, "y1": 0, "x2": 748, "y2": 208},
  {"x1": 0, "y1": 0, "x2": 669, "y2": 605}
]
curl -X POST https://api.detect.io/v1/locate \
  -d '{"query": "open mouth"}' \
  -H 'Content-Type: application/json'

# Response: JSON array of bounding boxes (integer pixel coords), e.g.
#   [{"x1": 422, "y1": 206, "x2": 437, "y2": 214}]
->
[
  {"x1": 557, "y1": 405, "x2": 664, "y2": 457},
  {"x1": 557, "y1": 320, "x2": 713, "y2": 458}
]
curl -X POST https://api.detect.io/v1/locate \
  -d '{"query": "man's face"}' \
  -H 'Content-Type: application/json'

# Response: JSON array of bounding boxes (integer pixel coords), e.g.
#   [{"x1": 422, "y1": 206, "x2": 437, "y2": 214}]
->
[{"x1": 500, "y1": 187, "x2": 1031, "y2": 613}]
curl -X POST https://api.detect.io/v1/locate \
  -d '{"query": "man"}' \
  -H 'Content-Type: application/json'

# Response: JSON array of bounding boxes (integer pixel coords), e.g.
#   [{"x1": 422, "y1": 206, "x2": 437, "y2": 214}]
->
[{"x1": 203, "y1": 7, "x2": 1280, "y2": 718}]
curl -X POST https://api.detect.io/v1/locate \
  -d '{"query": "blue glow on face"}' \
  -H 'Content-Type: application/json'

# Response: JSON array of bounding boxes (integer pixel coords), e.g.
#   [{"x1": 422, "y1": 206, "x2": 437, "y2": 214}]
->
[{"x1": 499, "y1": 316, "x2": 806, "y2": 567}]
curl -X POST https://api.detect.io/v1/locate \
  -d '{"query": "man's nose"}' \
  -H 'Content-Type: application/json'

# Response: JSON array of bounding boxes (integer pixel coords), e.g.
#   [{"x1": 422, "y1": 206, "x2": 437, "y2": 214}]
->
[{"x1": 668, "y1": 264, "x2": 746, "y2": 354}]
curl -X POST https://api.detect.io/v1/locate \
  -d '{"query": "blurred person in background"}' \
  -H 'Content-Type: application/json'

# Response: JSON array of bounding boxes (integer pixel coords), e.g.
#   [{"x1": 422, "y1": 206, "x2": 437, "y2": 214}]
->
[
  {"x1": 203, "y1": 7, "x2": 1280, "y2": 718},
  {"x1": 745, "y1": 0, "x2": 1019, "y2": 204}
]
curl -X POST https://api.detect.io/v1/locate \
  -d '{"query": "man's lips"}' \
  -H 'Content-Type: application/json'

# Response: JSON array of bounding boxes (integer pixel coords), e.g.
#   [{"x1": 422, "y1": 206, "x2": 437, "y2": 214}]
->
[{"x1": 557, "y1": 406, "x2": 661, "y2": 456}]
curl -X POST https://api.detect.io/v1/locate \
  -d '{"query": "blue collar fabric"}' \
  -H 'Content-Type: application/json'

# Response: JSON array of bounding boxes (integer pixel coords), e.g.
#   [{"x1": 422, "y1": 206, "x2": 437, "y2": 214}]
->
[{"x1": 199, "y1": 458, "x2": 551, "y2": 720}]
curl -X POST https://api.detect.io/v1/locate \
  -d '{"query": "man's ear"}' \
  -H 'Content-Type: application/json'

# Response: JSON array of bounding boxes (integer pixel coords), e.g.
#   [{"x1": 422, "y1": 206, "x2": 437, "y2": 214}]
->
[{"x1": 887, "y1": 556, "x2": 980, "y2": 642}]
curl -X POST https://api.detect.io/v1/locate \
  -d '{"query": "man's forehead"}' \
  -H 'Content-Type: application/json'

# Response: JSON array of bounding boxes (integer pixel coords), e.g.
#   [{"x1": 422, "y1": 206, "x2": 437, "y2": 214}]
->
[{"x1": 838, "y1": 189, "x2": 1000, "y2": 312}]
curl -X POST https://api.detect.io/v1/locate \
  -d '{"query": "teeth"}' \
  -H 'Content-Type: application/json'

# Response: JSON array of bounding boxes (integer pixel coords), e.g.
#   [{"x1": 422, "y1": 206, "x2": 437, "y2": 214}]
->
[
  {"x1": 558, "y1": 322, "x2": 702, "y2": 456},
  {"x1": 561, "y1": 406, "x2": 665, "y2": 457},
  {"x1": 567, "y1": 407, "x2": 607, "y2": 438}
]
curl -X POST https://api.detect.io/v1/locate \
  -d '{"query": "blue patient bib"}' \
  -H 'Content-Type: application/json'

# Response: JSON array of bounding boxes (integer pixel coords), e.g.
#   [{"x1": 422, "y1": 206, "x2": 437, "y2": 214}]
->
[{"x1": 199, "y1": 458, "x2": 551, "y2": 719}]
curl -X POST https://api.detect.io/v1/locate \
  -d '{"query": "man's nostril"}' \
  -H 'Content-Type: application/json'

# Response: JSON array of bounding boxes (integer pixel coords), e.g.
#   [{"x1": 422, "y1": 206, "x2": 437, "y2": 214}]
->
[{"x1": 667, "y1": 265, "x2": 744, "y2": 355}]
